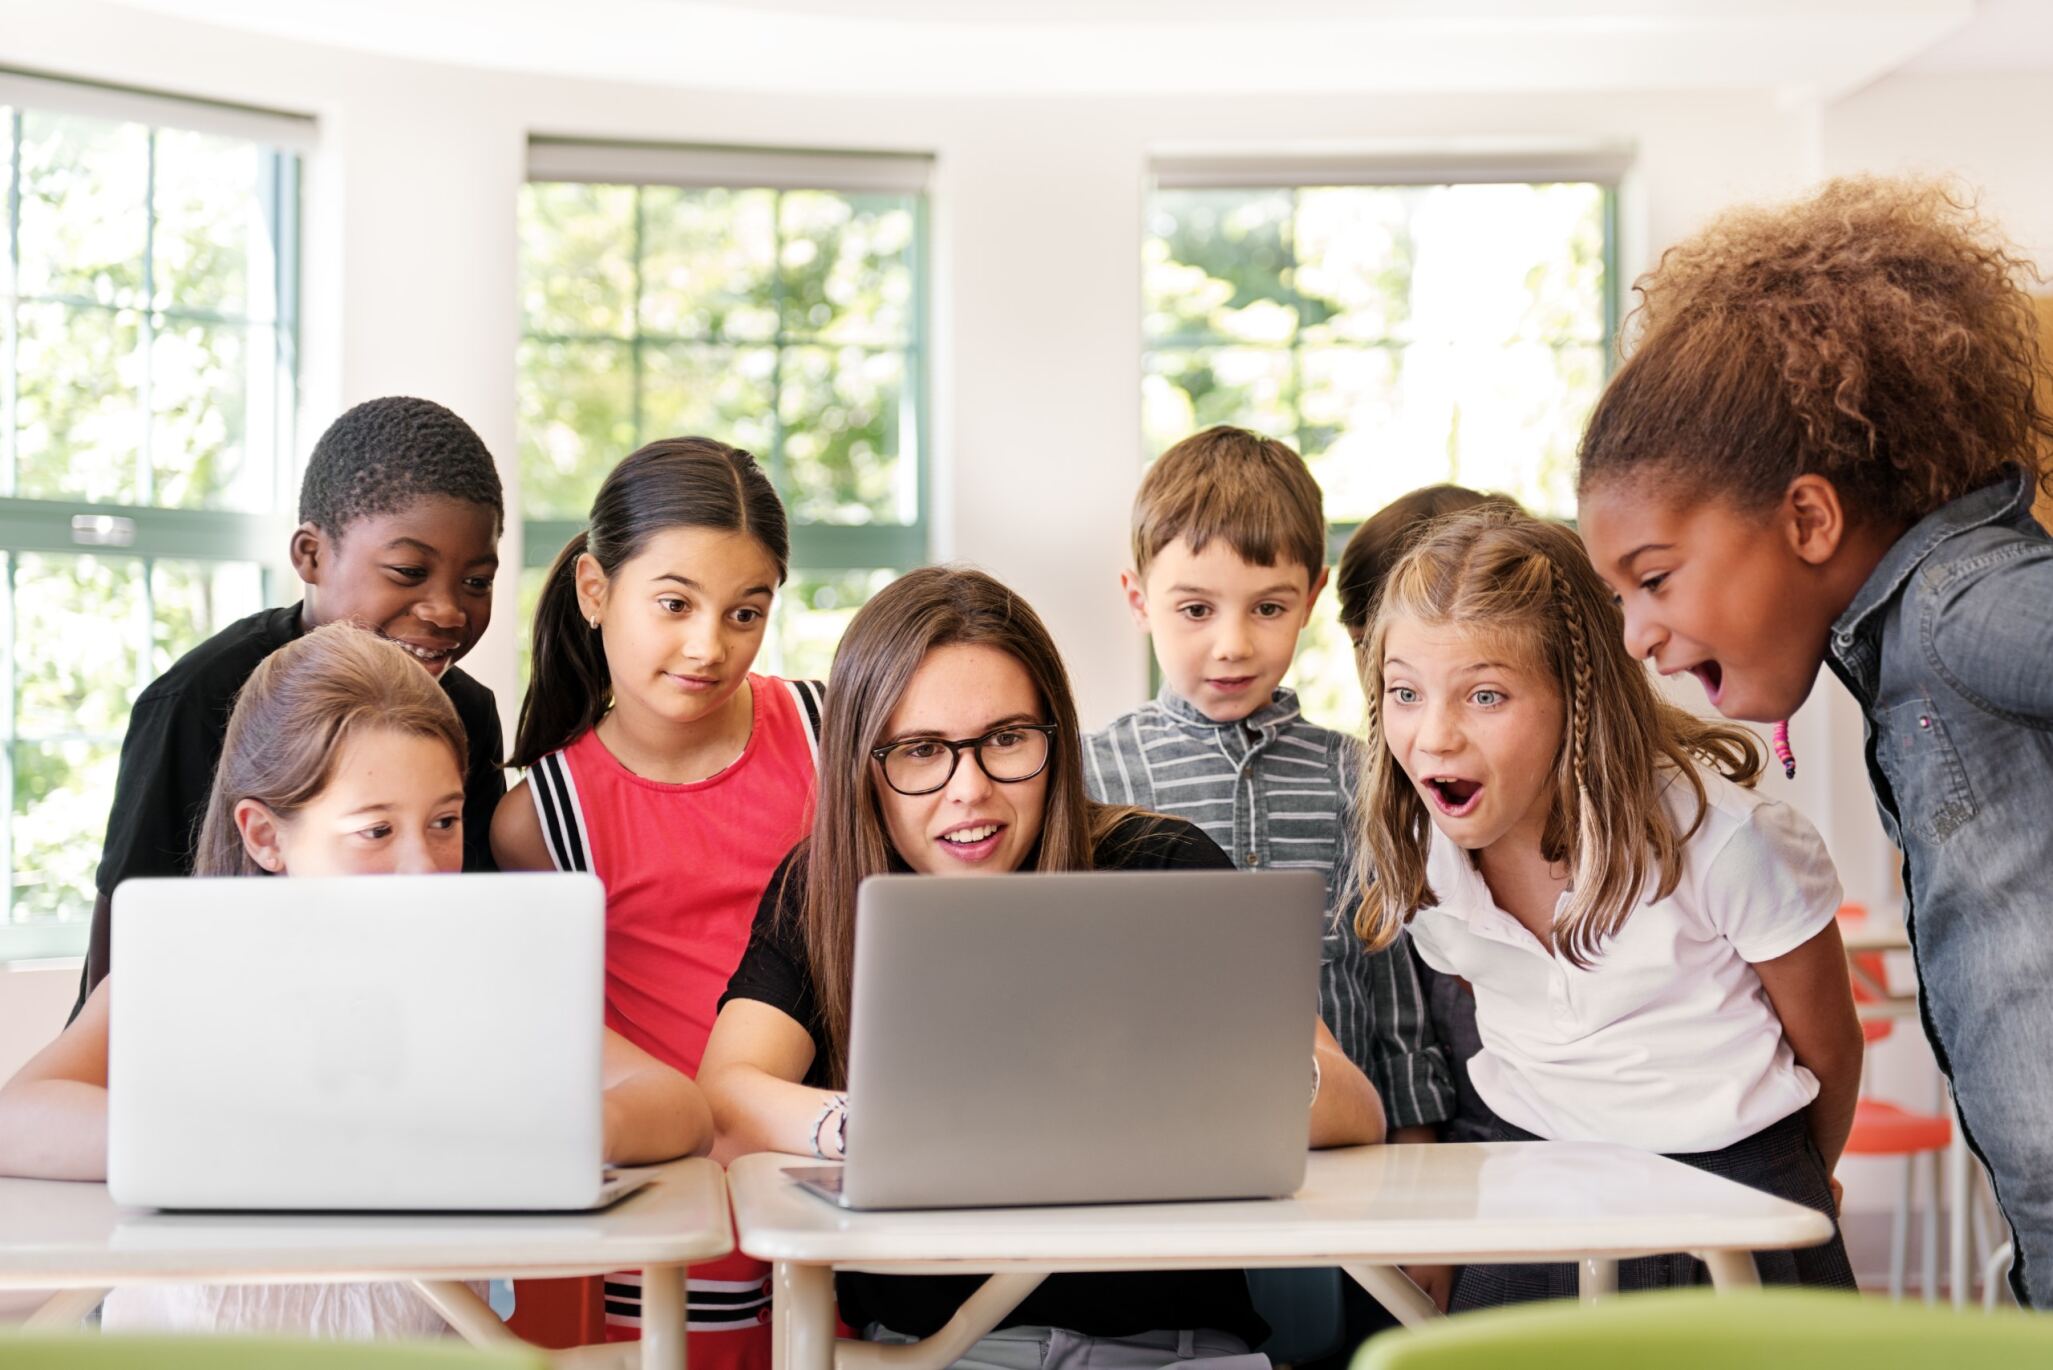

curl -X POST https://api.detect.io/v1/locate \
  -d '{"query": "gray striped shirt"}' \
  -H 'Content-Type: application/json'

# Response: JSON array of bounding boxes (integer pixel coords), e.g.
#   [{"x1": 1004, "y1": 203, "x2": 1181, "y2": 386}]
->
[{"x1": 1085, "y1": 685, "x2": 1454, "y2": 1131}]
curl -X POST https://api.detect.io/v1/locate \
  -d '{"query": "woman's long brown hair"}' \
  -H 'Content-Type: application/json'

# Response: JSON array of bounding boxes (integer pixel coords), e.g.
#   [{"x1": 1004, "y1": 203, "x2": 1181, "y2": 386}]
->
[
  {"x1": 1353, "y1": 506, "x2": 1761, "y2": 968},
  {"x1": 794, "y1": 566, "x2": 1142, "y2": 1085},
  {"x1": 193, "y1": 623, "x2": 469, "y2": 877}
]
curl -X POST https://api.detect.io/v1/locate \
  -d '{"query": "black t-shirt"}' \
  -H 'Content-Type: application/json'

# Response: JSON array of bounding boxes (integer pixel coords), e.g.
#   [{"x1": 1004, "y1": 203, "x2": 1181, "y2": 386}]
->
[
  {"x1": 720, "y1": 813, "x2": 1268, "y2": 1347},
  {"x1": 75, "y1": 604, "x2": 505, "y2": 1014}
]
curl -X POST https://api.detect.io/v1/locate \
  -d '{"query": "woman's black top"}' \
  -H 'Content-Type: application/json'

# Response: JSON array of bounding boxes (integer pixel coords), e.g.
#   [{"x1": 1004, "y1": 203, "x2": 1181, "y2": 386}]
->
[{"x1": 720, "y1": 813, "x2": 1268, "y2": 1346}]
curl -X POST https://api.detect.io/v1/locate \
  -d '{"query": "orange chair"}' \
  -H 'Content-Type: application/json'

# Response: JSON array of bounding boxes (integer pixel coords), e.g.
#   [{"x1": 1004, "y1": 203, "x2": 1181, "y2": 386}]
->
[{"x1": 1838, "y1": 904, "x2": 1954, "y2": 1301}]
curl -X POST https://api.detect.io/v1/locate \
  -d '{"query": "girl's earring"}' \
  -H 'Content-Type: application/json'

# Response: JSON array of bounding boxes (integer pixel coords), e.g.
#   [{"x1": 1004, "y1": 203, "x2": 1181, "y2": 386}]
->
[{"x1": 588, "y1": 616, "x2": 600, "y2": 631}]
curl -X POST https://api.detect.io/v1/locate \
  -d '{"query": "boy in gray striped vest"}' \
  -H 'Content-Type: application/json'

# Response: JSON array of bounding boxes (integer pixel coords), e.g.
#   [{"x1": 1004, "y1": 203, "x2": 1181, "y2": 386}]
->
[{"x1": 1084, "y1": 426, "x2": 1453, "y2": 1144}]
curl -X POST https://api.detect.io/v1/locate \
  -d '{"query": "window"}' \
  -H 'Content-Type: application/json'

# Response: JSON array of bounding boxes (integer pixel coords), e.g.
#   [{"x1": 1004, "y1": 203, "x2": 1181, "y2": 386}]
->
[
  {"x1": 0, "y1": 73, "x2": 305, "y2": 958},
  {"x1": 517, "y1": 140, "x2": 930, "y2": 684},
  {"x1": 1143, "y1": 155, "x2": 1619, "y2": 731}
]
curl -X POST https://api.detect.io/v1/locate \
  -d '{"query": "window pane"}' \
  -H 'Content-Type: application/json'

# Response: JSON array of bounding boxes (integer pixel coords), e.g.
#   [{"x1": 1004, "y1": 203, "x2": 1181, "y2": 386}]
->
[
  {"x1": 1144, "y1": 188, "x2": 1297, "y2": 346},
  {"x1": 641, "y1": 343, "x2": 775, "y2": 456},
  {"x1": 778, "y1": 346, "x2": 909, "y2": 525},
  {"x1": 1142, "y1": 346, "x2": 1294, "y2": 459},
  {"x1": 16, "y1": 110, "x2": 147, "y2": 307},
  {"x1": 1282, "y1": 607, "x2": 1365, "y2": 737},
  {"x1": 1, "y1": 554, "x2": 265, "y2": 927},
  {"x1": 516, "y1": 337, "x2": 634, "y2": 519},
  {"x1": 152, "y1": 126, "x2": 273, "y2": 321},
  {"x1": 519, "y1": 182, "x2": 636, "y2": 339},
  {"x1": 14, "y1": 301, "x2": 145, "y2": 504},
  {"x1": 779, "y1": 191, "x2": 915, "y2": 346},
  {"x1": 12, "y1": 552, "x2": 145, "y2": 739},
  {"x1": 639, "y1": 186, "x2": 778, "y2": 342},
  {"x1": 151, "y1": 317, "x2": 268, "y2": 510},
  {"x1": 151, "y1": 560, "x2": 265, "y2": 674},
  {"x1": 1298, "y1": 346, "x2": 1407, "y2": 523},
  {"x1": 769, "y1": 569, "x2": 898, "y2": 682},
  {"x1": 1294, "y1": 187, "x2": 1415, "y2": 345},
  {"x1": 11, "y1": 738, "x2": 118, "y2": 925}
]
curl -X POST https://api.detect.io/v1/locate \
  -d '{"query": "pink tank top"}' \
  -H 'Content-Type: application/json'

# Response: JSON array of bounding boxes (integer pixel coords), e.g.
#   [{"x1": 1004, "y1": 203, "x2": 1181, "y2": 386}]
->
[{"x1": 527, "y1": 675, "x2": 822, "y2": 1074}]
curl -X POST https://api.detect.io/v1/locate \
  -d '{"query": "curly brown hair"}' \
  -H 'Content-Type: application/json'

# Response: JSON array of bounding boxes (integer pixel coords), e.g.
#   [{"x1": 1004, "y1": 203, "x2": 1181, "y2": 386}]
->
[{"x1": 1578, "y1": 176, "x2": 2053, "y2": 525}]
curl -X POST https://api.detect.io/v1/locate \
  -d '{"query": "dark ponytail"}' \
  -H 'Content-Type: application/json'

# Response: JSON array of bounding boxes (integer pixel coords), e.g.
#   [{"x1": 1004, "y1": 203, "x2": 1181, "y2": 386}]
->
[{"x1": 510, "y1": 437, "x2": 790, "y2": 768}]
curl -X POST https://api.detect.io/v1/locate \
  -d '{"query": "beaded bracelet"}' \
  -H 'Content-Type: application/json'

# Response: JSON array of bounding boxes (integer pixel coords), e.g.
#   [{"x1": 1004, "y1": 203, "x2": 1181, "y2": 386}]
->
[{"x1": 812, "y1": 1093, "x2": 850, "y2": 1160}]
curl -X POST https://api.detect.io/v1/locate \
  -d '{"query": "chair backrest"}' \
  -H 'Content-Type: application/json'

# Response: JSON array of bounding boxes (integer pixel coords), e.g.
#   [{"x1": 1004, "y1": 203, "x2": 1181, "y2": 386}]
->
[
  {"x1": 1837, "y1": 903, "x2": 1894, "y2": 1047},
  {"x1": 1352, "y1": 1289, "x2": 2053, "y2": 1370},
  {"x1": 0, "y1": 1335, "x2": 549, "y2": 1370}
]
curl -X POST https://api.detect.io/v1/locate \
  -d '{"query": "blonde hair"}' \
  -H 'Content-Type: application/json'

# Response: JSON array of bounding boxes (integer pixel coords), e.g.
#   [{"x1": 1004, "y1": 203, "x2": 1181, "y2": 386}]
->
[
  {"x1": 1132, "y1": 426, "x2": 1326, "y2": 582},
  {"x1": 1353, "y1": 506, "x2": 1762, "y2": 967},
  {"x1": 194, "y1": 623, "x2": 470, "y2": 877}
]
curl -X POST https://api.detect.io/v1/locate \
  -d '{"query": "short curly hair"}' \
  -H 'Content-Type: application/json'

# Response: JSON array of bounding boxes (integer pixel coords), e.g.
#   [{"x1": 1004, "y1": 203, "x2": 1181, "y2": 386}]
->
[
  {"x1": 298, "y1": 397, "x2": 504, "y2": 536},
  {"x1": 1578, "y1": 176, "x2": 2053, "y2": 525}
]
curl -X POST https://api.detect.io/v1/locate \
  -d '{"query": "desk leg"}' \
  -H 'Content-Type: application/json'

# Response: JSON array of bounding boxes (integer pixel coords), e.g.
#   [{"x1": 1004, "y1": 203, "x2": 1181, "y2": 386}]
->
[
  {"x1": 641, "y1": 1263, "x2": 688, "y2": 1370},
  {"x1": 415, "y1": 1280, "x2": 528, "y2": 1347},
  {"x1": 1341, "y1": 1264, "x2": 1440, "y2": 1327},
  {"x1": 772, "y1": 1261, "x2": 838, "y2": 1370},
  {"x1": 1698, "y1": 1251, "x2": 1760, "y2": 1290},
  {"x1": 836, "y1": 1273, "x2": 1045, "y2": 1370},
  {"x1": 24, "y1": 1288, "x2": 107, "y2": 1329},
  {"x1": 414, "y1": 1281, "x2": 637, "y2": 1370},
  {"x1": 1578, "y1": 1259, "x2": 1617, "y2": 1304}
]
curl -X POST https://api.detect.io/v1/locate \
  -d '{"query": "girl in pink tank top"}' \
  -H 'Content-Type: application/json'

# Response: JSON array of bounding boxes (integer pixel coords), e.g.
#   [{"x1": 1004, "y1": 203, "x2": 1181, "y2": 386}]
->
[{"x1": 497, "y1": 439, "x2": 823, "y2": 1369}]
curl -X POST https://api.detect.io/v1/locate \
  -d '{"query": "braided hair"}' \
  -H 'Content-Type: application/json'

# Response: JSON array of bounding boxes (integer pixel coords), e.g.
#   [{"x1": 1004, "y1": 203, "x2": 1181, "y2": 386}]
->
[{"x1": 1351, "y1": 505, "x2": 1761, "y2": 968}]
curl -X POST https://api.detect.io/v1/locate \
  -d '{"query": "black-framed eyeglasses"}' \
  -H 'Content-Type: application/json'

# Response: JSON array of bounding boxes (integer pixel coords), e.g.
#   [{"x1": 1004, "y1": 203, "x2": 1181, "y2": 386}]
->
[{"x1": 868, "y1": 723, "x2": 1060, "y2": 797}]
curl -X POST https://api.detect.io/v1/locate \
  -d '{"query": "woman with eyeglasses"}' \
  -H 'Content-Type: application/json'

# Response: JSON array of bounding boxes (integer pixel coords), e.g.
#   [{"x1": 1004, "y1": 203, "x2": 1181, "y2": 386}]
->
[{"x1": 699, "y1": 565, "x2": 1380, "y2": 1370}]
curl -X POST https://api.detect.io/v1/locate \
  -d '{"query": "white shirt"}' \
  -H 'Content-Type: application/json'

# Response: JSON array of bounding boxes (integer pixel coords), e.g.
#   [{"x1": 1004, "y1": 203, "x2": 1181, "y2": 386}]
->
[{"x1": 1407, "y1": 765, "x2": 1841, "y2": 1153}]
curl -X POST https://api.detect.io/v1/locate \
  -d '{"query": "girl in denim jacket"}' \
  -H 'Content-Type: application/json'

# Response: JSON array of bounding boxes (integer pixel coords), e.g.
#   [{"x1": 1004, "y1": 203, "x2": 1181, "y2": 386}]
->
[{"x1": 1576, "y1": 175, "x2": 2053, "y2": 1308}]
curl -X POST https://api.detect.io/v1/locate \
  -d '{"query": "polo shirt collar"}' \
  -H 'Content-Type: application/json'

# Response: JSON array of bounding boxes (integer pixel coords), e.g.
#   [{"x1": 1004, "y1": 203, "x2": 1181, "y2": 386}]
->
[
  {"x1": 1425, "y1": 829, "x2": 1559, "y2": 958},
  {"x1": 1154, "y1": 682, "x2": 1302, "y2": 735}
]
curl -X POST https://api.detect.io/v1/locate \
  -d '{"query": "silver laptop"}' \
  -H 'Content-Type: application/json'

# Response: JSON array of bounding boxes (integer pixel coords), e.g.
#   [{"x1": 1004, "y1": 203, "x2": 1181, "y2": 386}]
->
[
  {"x1": 108, "y1": 872, "x2": 656, "y2": 1212},
  {"x1": 792, "y1": 868, "x2": 1324, "y2": 1210}
]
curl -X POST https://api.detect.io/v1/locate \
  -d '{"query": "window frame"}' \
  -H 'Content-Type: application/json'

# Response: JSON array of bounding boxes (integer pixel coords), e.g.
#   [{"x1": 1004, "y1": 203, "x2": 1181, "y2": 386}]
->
[
  {"x1": 517, "y1": 140, "x2": 933, "y2": 607},
  {"x1": 0, "y1": 71, "x2": 307, "y2": 960}
]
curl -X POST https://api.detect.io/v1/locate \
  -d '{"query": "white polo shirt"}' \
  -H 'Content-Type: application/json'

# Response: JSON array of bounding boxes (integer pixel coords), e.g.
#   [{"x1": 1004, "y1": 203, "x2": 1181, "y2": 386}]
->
[{"x1": 1408, "y1": 765, "x2": 1841, "y2": 1154}]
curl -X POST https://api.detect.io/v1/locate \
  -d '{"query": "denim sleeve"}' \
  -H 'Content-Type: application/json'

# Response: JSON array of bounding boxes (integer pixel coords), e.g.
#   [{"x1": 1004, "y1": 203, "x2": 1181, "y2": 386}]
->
[{"x1": 1926, "y1": 537, "x2": 2053, "y2": 722}]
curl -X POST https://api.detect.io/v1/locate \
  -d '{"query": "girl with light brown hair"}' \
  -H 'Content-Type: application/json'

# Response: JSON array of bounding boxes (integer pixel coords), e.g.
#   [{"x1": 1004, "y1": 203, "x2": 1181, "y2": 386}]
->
[
  {"x1": 1354, "y1": 505, "x2": 1860, "y2": 1309},
  {"x1": 701, "y1": 565, "x2": 1380, "y2": 1367},
  {"x1": 0, "y1": 623, "x2": 709, "y2": 1336}
]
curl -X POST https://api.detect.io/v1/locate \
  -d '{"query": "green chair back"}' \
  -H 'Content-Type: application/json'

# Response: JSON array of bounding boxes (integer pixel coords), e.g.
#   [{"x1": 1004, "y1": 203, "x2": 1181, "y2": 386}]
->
[
  {"x1": 0, "y1": 1333, "x2": 549, "y2": 1370},
  {"x1": 1352, "y1": 1288, "x2": 2053, "y2": 1370}
]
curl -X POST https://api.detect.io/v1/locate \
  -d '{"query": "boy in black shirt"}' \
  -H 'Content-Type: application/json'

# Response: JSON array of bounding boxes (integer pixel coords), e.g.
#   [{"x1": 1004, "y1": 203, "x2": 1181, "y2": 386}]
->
[{"x1": 72, "y1": 396, "x2": 507, "y2": 1019}]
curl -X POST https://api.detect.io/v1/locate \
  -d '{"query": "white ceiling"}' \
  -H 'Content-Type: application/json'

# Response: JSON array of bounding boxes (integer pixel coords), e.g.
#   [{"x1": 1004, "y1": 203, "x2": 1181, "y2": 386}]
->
[{"x1": 102, "y1": 0, "x2": 1994, "y2": 99}]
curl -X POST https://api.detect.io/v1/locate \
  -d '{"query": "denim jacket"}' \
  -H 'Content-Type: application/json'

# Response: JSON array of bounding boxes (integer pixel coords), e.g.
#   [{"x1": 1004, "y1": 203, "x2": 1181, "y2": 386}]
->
[{"x1": 1825, "y1": 468, "x2": 2053, "y2": 1013}]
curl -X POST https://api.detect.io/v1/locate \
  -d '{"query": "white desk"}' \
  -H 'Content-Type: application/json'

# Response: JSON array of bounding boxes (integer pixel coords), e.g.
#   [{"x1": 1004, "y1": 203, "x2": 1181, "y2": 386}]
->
[
  {"x1": 0, "y1": 1157, "x2": 731, "y2": 1370},
  {"x1": 729, "y1": 1144, "x2": 1836, "y2": 1370}
]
